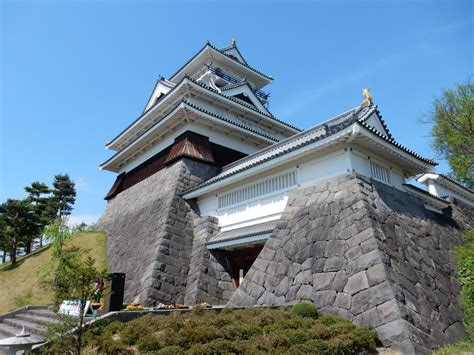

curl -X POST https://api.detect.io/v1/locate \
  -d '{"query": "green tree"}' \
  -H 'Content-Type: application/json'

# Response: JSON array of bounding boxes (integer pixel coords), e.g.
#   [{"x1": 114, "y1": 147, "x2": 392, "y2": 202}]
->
[
  {"x1": 0, "y1": 199, "x2": 38, "y2": 265},
  {"x1": 51, "y1": 174, "x2": 76, "y2": 218},
  {"x1": 25, "y1": 181, "x2": 52, "y2": 247},
  {"x1": 428, "y1": 80, "x2": 474, "y2": 188},
  {"x1": 0, "y1": 212, "x2": 10, "y2": 264},
  {"x1": 40, "y1": 219, "x2": 107, "y2": 355},
  {"x1": 39, "y1": 218, "x2": 84, "y2": 296}
]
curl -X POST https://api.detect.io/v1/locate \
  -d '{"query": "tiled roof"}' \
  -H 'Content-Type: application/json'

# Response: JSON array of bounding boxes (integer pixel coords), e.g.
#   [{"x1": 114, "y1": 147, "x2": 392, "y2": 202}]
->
[
  {"x1": 221, "y1": 80, "x2": 252, "y2": 92},
  {"x1": 100, "y1": 99, "x2": 281, "y2": 169},
  {"x1": 183, "y1": 104, "x2": 437, "y2": 196},
  {"x1": 356, "y1": 104, "x2": 393, "y2": 140},
  {"x1": 218, "y1": 43, "x2": 249, "y2": 66},
  {"x1": 106, "y1": 75, "x2": 299, "y2": 149},
  {"x1": 402, "y1": 183, "x2": 450, "y2": 203},
  {"x1": 183, "y1": 100, "x2": 279, "y2": 142},
  {"x1": 184, "y1": 106, "x2": 362, "y2": 195},
  {"x1": 418, "y1": 173, "x2": 474, "y2": 194},
  {"x1": 209, "y1": 42, "x2": 272, "y2": 80},
  {"x1": 169, "y1": 42, "x2": 272, "y2": 83},
  {"x1": 356, "y1": 118, "x2": 437, "y2": 165},
  {"x1": 207, "y1": 220, "x2": 278, "y2": 247},
  {"x1": 188, "y1": 77, "x2": 299, "y2": 131}
]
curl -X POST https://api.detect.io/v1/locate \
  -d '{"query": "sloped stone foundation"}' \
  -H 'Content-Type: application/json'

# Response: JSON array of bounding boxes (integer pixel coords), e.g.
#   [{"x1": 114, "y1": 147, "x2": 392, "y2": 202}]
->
[
  {"x1": 227, "y1": 174, "x2": 472, "y2": 353},
  {"x1": 96, "y1": 159, "x2": 231, "y2": 306}
]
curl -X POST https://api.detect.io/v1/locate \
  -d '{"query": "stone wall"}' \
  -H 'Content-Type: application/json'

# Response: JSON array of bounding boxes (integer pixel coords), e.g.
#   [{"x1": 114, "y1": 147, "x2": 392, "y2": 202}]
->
[
  {"x1": 227, "y1": 173, "x2": 472, "y2": 353},
  {"x1": 184, "y1": 216, "x2": 234, "y2": 305},
  {"x1": 96, "y1": 158, "x2": 219, "y2": 306}
]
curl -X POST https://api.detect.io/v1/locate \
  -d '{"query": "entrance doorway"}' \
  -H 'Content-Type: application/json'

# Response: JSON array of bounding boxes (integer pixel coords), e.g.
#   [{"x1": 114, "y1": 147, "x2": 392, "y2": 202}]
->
[{"x1": 222, "y1": 245, "x2": 264, "y2": 288}]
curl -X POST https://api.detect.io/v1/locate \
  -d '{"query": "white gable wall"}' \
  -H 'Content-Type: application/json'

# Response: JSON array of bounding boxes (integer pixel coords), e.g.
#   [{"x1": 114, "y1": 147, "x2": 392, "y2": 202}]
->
[{"x1": 364, "y1": 112, "x2": 389, "y2": 137}]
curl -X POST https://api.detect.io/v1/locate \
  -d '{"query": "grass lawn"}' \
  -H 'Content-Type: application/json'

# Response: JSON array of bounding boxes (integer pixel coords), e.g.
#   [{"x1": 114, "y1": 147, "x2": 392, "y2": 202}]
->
[{"x1": 0, "y1": 232, "x2": 107, "y2": 314}]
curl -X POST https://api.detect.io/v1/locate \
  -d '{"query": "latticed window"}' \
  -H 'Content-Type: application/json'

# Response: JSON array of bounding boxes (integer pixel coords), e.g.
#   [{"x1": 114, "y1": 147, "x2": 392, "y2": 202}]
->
[
  {"x1": 218, "y1": 171, "x2": 297, "y2": 209},
  {"x1": 370, "y1": 161, "x2": 391, "y2": 184}
]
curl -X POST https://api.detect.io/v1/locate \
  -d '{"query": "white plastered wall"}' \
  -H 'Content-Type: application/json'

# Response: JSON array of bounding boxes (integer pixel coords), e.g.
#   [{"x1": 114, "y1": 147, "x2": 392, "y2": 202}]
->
[{"x1": 195, "y1": 145, "x2": 407, "y2": 231}]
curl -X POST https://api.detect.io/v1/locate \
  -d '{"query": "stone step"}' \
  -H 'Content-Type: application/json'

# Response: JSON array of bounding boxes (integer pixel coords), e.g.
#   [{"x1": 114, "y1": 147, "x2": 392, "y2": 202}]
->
[
  {"x1": 25, "y1": 308, "x2": 57, "y2": 319},
  {"x1": 16, "y1": 313, "x2": 60, "y2": 326},
  {"x1": 3, "y1": 318, "x2": 48, "y2": 336},
  {"x1": 0, "y1": 323, "x2": 20, "y2": 339}
]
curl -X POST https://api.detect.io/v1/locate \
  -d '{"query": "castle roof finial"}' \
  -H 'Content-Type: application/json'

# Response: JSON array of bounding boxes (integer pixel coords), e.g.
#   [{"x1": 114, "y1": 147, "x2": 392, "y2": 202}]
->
[
  {"x1": 361, "y1": 88, "x2": 373, "y2": 105},
  {"x1": 231, "y1": 35, "x2": 236, "y2": 46}
]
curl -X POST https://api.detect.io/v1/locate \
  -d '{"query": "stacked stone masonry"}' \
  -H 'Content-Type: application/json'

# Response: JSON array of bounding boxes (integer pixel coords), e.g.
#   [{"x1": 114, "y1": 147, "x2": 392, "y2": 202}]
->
[
  {"x1": 97, "y1": 158, "x2": 220, "y2": 305},
  {"x1": 228, "y1": 174, "x2": 472, "y2": 353},
  {"x1": 98, "y1": 165, "x2": 473, "y2": 353}
]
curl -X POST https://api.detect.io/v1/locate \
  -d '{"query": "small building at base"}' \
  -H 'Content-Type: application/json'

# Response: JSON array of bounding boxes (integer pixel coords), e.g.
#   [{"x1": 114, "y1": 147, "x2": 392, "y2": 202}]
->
[{"x1": 97, "y1": 40, "x2": 474, "y2": 353}]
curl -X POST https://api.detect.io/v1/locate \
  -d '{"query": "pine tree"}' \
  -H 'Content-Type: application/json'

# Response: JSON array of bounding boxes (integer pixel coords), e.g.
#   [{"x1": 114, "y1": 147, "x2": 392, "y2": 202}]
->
[
  {"x1": 0, "y1": 213, "x2": 10, "y2": 264},
  {"x1": 0, "y1": 199, "x2": 37, "y2": 265},
  {"x1": 51, "y1": 174, "x2": 76, "y2": 218},
  {"x1": 25, "y1": 181, "x2": 52, "y2": 247}
]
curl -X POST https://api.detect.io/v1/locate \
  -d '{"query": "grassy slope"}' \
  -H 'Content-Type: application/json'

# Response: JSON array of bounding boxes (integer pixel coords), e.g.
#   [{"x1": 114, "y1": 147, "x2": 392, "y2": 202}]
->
[{"x1": 0, "y1": 232, "x2": 107, "y2": 314}]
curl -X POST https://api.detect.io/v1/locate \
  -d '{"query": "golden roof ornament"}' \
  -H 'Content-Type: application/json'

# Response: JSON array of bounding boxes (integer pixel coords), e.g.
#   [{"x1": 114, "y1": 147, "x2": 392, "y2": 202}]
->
[
  {"x1": 361, "y1": 88, "x2": 373, "y2": 105},
  {"x1": 231, "y1": 36, "x2": 236, "y2": 46}
]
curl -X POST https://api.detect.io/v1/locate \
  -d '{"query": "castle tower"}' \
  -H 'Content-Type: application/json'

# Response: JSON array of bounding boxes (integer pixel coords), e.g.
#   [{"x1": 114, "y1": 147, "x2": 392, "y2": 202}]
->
[
  {"x1": 97, "y1": 41, "x2": 474, "y2": 352},
  {"x1": 97, "y1": 39, "x2": 299, "y2": 306}
]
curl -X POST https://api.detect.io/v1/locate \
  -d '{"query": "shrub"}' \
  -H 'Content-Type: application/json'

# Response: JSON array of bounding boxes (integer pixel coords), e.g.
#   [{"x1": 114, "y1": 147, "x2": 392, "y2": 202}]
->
[
  {"x1": 350, "y1": 326, "x2": 378, "y2": 352},
  {"x1": 313, "y1": 322, "x2": 332, "y2": 339},
  {"x1": 291, "y1": 301, "x2": 319, "y2": 318},
  {"x1": 96, "y1": 337, "x2": 131, "y2": 354},
  {"x1": 177, "y1": 325, "x2": 215, "y2": 346},
  {"x1": 290, "y1": 339, "x2": 329, "y2": 354},
  {"x1": 455, "y1": 228, "x2": 474, "y2": 340},
  {"x1": 188, "y1": 338, "x2": 237, "y2": 354},
  {"x1": 219, "y1": 323, "x2": 262, "y2": 340},
  {"x1": 137, "y1": 335, "x2": 164, "y2": 352},
  {"x1": 120, "y1": 314, "x2": 164, "y2": 345},
  {"x1": 159, "y1": 345, "x2": 186, "y2": 354},
  {"x1": 285, "y1": 328, "x2": 314, "y2": 345},
  {"x1": 83, "y1": 306, "x2": 378, "y2": 354}
]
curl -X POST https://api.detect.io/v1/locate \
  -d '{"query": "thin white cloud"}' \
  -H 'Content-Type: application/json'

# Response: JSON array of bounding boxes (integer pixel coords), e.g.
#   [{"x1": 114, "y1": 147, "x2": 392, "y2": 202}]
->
[
  {"x1": 274, "y1": 17, "x2": 472, "y2": 120},
  {"x1": 75, "y1": 176, "x2": 92, "y2": 193},
  {"x1": 275, "y1": 50, "x2": 411, "y2": 119}
]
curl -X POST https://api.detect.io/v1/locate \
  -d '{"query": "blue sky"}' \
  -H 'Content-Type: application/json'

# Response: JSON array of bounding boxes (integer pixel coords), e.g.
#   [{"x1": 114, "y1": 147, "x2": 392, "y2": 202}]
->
[{"x1": 1, "y1": 0, "x2": 472, "y2": 224}]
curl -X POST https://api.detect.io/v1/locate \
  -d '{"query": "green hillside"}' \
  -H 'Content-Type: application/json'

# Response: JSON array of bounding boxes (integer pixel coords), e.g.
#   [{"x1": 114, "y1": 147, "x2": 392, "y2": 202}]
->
[{"x1": 0, "y1": 232, "x2": 107, "y2": 314}]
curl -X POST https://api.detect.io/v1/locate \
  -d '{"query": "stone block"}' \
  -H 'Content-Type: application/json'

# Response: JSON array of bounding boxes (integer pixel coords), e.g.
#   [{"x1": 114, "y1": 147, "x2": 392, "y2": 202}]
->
[
  {"x1": 294, "y1": 270, "x2": 312, "y2": 285},
  {"x1": 354, "y1": 306, "x2": 382, "y2": 327},
  {"x1": 347, "y1": 249, "x2": 382, "y2": 275},
  {"x1": 352, "y1": 281, "x2": 395, "y2": 315},
  {"x1": 323, "y1": 256, "x2": 346, "y2": 272},
  {"x1": 313, "y1": 290, "x2": 336, "y2": 308},
  {"x1": 345, "y1": 245, "x2": 362, "y2": 260},
  {"x1": 347, "y1": 228, "x2": 375, "y2": 248},
  {"x1": 334, "y1": 292, "x2": 351, "y2": 309},
  {"x1": 313, "y1": 272, "x2": 336, "y2": 291},
  {"x1": 376, "y1": 319, "x2": 411, "y2": 346},
  {"x1": 343, "y1": 271, "x2": 369, "y2": 295},
  {"x1": 257, "y1": 291, "x2": 277, "y2": 306},
  {"x1": 296, "y1": 284, "x2": 314, "y2": 300},
  {"x1": 444, "y1": 322, "x2": 467, "y2": 343},
  {"x1": 376, "y1": 299, "x2": 400, "y2": 324},
  {"x1": 332, "y1": 270, "x2": 348, "y2": 291},
  {"x1": 324, "y1": 240, "x2": 347, "y2": 257},
  {"x1": 366, "y1": 263, "x2": 386, "y2": 286}
]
